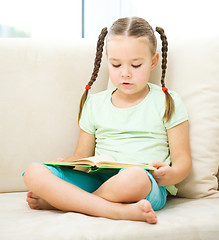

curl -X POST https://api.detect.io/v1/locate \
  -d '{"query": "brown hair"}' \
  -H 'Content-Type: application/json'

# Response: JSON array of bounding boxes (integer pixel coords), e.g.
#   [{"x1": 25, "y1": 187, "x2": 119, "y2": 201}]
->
[
  {"x1": 78, "y1": 27, "x2": 108, "y2": 122},
  {"x1": 78, "y1": 17, "x2": 174, "y2": 122}
]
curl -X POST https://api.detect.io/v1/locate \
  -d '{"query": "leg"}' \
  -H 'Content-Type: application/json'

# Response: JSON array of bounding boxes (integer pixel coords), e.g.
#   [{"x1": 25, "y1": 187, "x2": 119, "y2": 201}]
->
[
  {"x1": 93, "y1": 167, "x2": 167, "y2": 211},
  {"x1": 24, "y1": 163, "x2": 157, "y2": 223},
  {"x1": 93, "y1": 167, "x2": 152, "y2": 203},
  {"x1": 26, "y1": 164, "x2": 104, "y2": 210}
]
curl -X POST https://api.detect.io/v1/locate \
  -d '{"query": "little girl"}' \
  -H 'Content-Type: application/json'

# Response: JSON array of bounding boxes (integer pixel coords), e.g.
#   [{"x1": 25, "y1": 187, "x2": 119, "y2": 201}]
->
[{"x1": 24, "y1": 17, "x2": 192, "y2": 224}]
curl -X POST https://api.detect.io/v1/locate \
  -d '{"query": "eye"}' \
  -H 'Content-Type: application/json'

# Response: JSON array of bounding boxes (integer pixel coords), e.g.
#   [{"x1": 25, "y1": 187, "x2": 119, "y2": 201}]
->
[
  {"x1": 132, "y1": 64, "x2": 142, "y2": 68},
  {"x1": 112, "y1": 64, "x2": 121, "y2": 68}
]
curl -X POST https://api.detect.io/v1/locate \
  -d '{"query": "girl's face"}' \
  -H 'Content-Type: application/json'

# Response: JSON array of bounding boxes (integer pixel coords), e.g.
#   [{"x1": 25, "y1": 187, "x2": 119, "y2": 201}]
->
[{"x1": 106, "y1": 35, "x2": 158, "y2": 99}]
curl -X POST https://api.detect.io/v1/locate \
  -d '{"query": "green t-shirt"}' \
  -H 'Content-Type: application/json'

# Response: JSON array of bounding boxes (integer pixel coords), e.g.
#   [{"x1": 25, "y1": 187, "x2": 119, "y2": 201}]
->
[{"x1": 79, "y1": 83, "x2": 189, "y2": 195}]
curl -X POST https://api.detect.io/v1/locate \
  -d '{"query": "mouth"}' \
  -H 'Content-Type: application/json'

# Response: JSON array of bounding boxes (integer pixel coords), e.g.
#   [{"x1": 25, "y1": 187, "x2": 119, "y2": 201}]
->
[{"x1": 121, "y1": 82, "x2": 133, "y2": 86}]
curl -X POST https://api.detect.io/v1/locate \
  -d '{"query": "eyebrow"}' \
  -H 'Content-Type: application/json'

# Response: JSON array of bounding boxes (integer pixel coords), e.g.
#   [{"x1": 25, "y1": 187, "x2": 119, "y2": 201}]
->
[{"x1": 109, "y1": 57, "x2": 144, "y2": 61}]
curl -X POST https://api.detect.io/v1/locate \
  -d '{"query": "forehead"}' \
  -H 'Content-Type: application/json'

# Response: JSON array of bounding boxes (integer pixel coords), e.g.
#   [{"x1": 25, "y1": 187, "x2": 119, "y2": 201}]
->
[{"x1": 106, "y1": 35, "x2": 153, "y2": 59}]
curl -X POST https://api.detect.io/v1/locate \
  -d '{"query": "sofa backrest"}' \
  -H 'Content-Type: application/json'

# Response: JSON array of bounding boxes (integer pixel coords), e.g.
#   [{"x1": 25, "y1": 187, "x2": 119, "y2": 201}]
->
[{"x1": 0, "y1": 39, "x2": 109, "y2": 192}]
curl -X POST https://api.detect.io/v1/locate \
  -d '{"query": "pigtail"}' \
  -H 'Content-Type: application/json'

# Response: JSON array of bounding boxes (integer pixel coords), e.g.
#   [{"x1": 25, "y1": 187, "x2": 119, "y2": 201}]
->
[
  {"x1": 78, "y1": 27, "x2": 108, "y2": 123},
  {"x1": 155, "y1": 27, "x2": 175, "y2": 122}
]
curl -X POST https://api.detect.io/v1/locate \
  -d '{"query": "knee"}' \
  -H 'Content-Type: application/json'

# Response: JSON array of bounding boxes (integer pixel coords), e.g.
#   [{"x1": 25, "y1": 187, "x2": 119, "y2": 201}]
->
[
  {"x1": 117, "y1": 167, "x2": 151, "y2": 198},
  {"x1": 23, "y1": 163, "x2": 47, "y2": 189}
]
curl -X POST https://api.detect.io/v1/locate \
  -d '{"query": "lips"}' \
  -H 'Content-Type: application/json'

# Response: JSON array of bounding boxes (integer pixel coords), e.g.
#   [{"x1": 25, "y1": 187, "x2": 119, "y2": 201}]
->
[{"x1": 121, "y1": 82, "x2": 133, "y2": 86}]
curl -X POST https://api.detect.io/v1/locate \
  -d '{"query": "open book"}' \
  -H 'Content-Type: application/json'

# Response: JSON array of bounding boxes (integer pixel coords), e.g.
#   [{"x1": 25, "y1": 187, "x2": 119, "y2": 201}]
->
[{"x1": 44, "y1": 155, "x2": 156, "y2": 172}]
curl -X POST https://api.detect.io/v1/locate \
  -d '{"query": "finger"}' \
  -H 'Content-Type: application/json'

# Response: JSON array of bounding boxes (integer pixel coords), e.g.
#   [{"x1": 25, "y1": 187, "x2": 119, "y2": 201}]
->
[
  {"x1": 55, "y1": 158, "x2": 65, "y2": 162},
  {"x1": 152, "y1": 169, "x2": 165, "y2": 179},
  {"x1": 150, "y1": 161, "x2": 166, "y2": 168}
]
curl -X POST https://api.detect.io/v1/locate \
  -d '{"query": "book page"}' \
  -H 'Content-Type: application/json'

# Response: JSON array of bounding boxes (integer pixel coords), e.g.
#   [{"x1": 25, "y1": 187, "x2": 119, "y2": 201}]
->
[{"x1": 81, "y1": 155, "x2": 116, "y2": 164}]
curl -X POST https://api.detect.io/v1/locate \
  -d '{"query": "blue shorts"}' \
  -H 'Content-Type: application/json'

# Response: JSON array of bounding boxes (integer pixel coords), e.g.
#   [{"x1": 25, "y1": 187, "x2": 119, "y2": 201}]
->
[{"x1": 44, "y1": 165, "x2": 167, "y2": 211}]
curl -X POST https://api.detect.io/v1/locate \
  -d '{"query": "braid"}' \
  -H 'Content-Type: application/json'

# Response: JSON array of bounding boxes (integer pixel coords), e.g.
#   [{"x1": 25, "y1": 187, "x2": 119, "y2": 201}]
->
[
  {"x1": 88, "y1": 27, "x2": 108, "y2": 87},
  {"x1": 156, "y1": 27, "x2": 168, "y2": 88},
  {"x1": 156, "y1": 27, "x2": 175, "y2": 122},
  {"x1": 78, "y1": 27, "x2": 108, "y2": 123}
]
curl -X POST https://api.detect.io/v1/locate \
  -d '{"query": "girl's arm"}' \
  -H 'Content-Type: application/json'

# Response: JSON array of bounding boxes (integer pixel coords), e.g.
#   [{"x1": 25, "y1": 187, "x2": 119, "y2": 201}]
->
[
  {"x1": 150, "y1": 121, "x2": 192, "y2": 186},
  {"x1": 63, "y1": 129, "x2": 96, "y2": 171},
  {"x1": 66, "y1": 129, "x2": 96, "y2": 160}
]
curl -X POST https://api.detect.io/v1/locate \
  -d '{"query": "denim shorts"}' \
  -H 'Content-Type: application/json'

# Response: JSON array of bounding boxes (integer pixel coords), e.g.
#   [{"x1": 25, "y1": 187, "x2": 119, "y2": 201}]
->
[{"x1": 43, "y1": 164, "x2": 167, "y2": 211}]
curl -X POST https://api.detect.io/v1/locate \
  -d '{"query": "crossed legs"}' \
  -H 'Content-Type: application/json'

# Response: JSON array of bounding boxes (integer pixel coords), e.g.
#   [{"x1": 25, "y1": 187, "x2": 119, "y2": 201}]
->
[{"x1": 24, "y1": 163, "x2": 157, "y2": 223}]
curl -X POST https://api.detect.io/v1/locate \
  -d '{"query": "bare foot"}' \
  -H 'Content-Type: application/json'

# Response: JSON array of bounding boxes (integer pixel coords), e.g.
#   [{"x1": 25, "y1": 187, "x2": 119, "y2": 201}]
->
[
  {"x1": 122, "y1": 200, "x2": 157, "y2": 224},
  {"x1": 26, "y1": 191, "x2": 56, "y2": 210}
]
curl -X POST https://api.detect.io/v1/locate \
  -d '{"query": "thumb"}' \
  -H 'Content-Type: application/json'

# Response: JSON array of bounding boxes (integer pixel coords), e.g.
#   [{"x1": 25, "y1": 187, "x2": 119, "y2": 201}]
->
[
  {"x1": 55, "y1": 158, "x2": 65, "y2": 162},
  {"x1": 150, "y1": 161, "x2": 166, "y2": 169}
]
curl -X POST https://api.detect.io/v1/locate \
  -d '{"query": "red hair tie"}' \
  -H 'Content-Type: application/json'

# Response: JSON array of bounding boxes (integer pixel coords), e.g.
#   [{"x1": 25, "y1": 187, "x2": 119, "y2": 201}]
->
[
  {"x1": 85, "y1": 85, "x2": 91, "y2": 90},
  {"x1": 162, "y1": 87, "x2": 168, "y2": 93}
]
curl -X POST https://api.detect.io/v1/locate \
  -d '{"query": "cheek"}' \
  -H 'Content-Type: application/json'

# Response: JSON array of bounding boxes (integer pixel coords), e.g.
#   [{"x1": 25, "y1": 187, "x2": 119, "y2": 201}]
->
[
  {"x1": 141, "y1": 66, "x2": 151, "y2": 76},
  {"x1": 109, "y1": 73, "x2": 118, "y2": 85},
  {"x1": 108, "y1": 67, "x2": 119, "y2": 81},
  {"x1": 134, "y1": 68, "x2": 151, "y2": 83}
]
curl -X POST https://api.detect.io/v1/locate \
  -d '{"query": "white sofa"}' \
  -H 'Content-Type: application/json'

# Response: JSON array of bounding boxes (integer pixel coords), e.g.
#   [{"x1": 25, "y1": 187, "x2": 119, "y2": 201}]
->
[{"x1": 0, "y1": 36, "x2": 219, "y2": 240}]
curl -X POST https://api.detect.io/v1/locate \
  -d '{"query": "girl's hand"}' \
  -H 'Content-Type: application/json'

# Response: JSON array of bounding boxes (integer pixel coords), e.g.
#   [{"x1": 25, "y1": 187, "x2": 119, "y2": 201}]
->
[
  {"x1": 52, "y1": 157, "x2": 90, "y2": 172},
  {"x1": 46, "y1": 158, "x2": 65, "y2": 163},
  {"x1": 149, "y1": 161, "x2": 173, "y2": 186},
  {"x1": 54, "y1": 158, "x2": 65, "y2": 162}
]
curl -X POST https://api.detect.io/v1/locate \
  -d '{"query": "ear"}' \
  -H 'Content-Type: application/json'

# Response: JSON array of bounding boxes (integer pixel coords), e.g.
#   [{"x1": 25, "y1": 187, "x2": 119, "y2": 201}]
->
[{"x1": 151, "y1": 53, "x2": 159, "y2": 70}]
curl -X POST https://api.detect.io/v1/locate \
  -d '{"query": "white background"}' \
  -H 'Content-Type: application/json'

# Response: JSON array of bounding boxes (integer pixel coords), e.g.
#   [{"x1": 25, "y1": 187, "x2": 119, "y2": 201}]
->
[{"x1": 0, "y1": 0, "x2": 218, "y2": 39}]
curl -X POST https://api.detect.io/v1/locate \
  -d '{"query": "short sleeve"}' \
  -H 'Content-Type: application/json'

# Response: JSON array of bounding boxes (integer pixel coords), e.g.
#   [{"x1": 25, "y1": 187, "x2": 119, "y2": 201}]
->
[
  {"x1": 79, "y1": 95, "x2": 96, "y2": 135},
  {"x1": 164, "y1": 91, "x2": 189, "y2": 129}
]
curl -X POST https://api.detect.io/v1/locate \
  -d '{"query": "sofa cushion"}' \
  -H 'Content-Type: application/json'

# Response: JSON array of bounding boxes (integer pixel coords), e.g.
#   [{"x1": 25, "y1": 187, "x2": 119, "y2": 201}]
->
[{"x1": 1, "y1": 192, "x2": 219, "y2": 239}]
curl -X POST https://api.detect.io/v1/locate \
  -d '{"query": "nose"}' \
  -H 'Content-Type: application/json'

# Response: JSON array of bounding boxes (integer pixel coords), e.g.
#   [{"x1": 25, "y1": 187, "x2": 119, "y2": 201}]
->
[{"x1": 121, "y1": 66, "x2": 131, "y2": 78}]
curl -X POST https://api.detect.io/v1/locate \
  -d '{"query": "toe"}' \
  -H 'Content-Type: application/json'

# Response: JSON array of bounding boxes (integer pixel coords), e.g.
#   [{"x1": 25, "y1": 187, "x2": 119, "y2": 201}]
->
[
  {"x1": 29, "y1": 203, "x2": 40, "y2": 210},
  {"x1": 27, "y1": 191, "x2": 32, "y2": 198},
  {"x1": 27, "y1": 197, "x2": 38, "y2": 204},
  {"x1": 26, "y1": 191, "x2": 39, "y2": 200},
  {"x1": 26, "y1": 195, "x2": 40, "y2": 209},
  {"x1": 146, "y1": 212, "x2": 157, "y2": 224}
]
